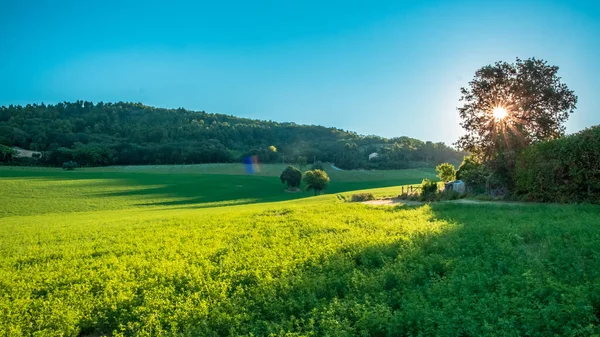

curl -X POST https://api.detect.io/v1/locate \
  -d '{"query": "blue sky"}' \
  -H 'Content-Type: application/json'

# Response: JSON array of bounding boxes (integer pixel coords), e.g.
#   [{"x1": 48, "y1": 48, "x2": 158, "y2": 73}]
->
[{"x1": 1, "y1": 0, "x2": 599, "y2": 144}]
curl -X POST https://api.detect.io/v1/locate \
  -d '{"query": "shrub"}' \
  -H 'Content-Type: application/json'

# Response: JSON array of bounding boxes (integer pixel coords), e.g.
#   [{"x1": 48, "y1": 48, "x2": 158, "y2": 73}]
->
[
  {"x1": 0, "y1": 145, "x2": 17, "y2": 162},
  {"x1": 296, "y1": 156, "x2": 307, "y2": 167},
  {"x1": 420, "y1": 179, "x2": 438, "y2": 201},
  {"x1": 456, "y1": 155, "x2": 488, "y2": 194},
  {"x1": 62, "y1": 161, "x2": 77, "y2": 170},
  {"x1": 436, "y1": 163, "x2": 456, "y2": 182},
  {"x1": 351, "y1": 193, "x2": 375, "y2": 202},
  {"x1": 515, "y1": 125, "x2": 600, "y2": 203},
  {"x1": 421, "y1": 179, "x2": 438, "y2": 194}
]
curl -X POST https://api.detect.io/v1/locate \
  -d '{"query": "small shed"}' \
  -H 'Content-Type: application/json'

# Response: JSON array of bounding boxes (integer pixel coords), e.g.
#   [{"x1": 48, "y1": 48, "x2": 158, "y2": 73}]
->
[
  {"x1": 368, "y1": 152, "x2": 379, "y2": 161},
  {"x1": 444, "y1": 180, "x2": 465, "y2": 193}
]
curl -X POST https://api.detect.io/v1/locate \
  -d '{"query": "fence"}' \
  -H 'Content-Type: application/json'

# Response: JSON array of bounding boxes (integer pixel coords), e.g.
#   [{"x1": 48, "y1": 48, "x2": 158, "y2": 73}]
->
[{"x1": 400, "y1": 185, "x2": 422, "y2": 196}]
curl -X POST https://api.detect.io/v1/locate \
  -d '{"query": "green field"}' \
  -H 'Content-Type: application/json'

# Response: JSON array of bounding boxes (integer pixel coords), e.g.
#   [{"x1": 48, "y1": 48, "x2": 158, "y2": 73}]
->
[
  {"x1": 1, "y1": 165, "x2": 600, "y2": 336},
  {"x1": 0, "y1": 165, "x2": 434, "y2": 218}
]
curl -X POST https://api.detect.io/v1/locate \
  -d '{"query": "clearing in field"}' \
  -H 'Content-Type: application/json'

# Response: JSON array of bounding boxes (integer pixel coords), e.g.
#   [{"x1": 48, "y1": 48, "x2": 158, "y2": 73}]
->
[{"x1": 1, "y1": 165, "x2": 599, "y2": 336}]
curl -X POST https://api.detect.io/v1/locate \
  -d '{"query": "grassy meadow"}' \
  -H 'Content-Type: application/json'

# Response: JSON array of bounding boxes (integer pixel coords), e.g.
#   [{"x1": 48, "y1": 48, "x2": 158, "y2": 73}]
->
[{"x1": 1, "y1": 165, "x2": 600, "y2": 336}]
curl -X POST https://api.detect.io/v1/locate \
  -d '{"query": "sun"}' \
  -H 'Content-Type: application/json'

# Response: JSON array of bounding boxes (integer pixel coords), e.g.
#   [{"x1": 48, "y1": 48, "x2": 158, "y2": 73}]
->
[{"x1": 492, "y1": 106, "x2": 508, "y2": 120}]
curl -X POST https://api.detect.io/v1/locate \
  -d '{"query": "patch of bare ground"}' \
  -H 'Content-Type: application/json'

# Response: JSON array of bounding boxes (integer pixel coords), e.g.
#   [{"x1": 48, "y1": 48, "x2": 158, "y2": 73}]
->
[
  {"x1": 362, "y1": 198, "x2": 528, "y2": 206},
  {"x1": 362, "y1": 198, "x2": 424, "y2": 206}
]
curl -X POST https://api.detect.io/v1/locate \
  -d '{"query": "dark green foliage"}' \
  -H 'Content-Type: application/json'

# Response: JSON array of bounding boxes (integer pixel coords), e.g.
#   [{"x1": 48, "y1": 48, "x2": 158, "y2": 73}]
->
[
  {"x1": 280, "y1": 165, "x2": 302, "y2": 188},
  {"x1": 62, "y1": 161, "x2": 77, "y2": 170},
  {"x1": 420, "y1": 178, "x2": 438, "y2": 201},
  {"x1": 456, "y1": 58, "x2": 577, "y2": 190},
  {"x1": 0, "y1": 101, "x2": 464, "y2": 168},
  {"x1": 304, "y1": 169, "x2": 330, "y2": 195},
  {"x1": 457, "y1": 155, "x2": 489, "y2": 193},
  {"x1": 0, "y1": 144, "x2": 17, "y2": 162},
  {"x1": 296, "y1": 156, "x2": 307, "y2": 167},
  {"x1": 351, "y1": 193, "x2": 374, "y2": 202},
  {"x1": 421, "y1": 179, "x2": 438, "y2": 194},
  {"x1": 435, "y1": 162, "x2": 456, "y2": 182},
  {"x1": 515, "y1": 125, "x2": 600, "y2": 203}
]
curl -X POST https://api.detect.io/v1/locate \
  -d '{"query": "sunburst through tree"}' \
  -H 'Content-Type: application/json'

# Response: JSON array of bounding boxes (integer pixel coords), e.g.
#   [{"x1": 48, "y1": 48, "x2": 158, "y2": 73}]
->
[{"x1": 457, "y1": 58, "x2": 577, "y2": 165}]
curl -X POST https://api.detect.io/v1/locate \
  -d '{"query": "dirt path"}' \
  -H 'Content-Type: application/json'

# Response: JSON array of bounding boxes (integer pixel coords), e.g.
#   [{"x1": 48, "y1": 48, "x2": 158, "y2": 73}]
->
[
  {"x1": 362, "y1": 198, "x2": 527, "y2": 207},
  {"x1": 362, "y1": 199, "x2": 424, "y2": 206},
  {"x1": 447, "y1": 199, "x2": 527, "y2": 206}
]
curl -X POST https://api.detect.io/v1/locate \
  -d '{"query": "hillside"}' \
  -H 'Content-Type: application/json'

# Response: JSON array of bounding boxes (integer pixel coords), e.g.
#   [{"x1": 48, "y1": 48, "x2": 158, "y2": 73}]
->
[{"x1": 0, "y1": 101, "x2": 464, "y2": 169}]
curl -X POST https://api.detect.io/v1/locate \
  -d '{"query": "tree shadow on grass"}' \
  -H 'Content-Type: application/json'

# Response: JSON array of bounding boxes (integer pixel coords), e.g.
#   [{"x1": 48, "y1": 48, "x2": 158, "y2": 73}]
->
[
  {"x1": 174, "y1": 203, "x2": 600, "y2": 335},
  {"x1": 238, "y1": 203, "x2": 600, "y2": 336},
  {"x1": 75, "y1": 202, "x2": 600, "y2": 336},
  {"x1": 86, "y1": 173, "x2": 312, "y2": 208},
  {"x1": 2, "y1": 169, "x2": 432, "y2": 210}
]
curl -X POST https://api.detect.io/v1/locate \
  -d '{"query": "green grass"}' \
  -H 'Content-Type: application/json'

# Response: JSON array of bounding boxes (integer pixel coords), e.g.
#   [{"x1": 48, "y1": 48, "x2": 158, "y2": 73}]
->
[
  {"x1": 1, "y1": 165, "x2": 600, "y2": 336},
  {"x1": 0, "y1": 165, "x2": 434, "y2": 217}
]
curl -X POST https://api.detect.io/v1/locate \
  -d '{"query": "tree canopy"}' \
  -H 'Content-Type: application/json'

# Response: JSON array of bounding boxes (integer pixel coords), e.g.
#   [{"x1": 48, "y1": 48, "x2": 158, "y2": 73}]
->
[
  {"x1": 436, "y1": 163, "x2": 456, "y2": 182},
  {"x1": 456, "y1": 58, "x2": 577, "y2": 189},
  {"x1": 303, "y1": 170, "x2": 330, "y2": 195},
  {"x1": 0, "y1": 145, "x2": 17, "y2": 162},
  {"x1": 280, "y1": 166, "x2": 302, "y2": 188},
  {"x1": 456, "y1": 58, "x2": 577, "y2": 162}
]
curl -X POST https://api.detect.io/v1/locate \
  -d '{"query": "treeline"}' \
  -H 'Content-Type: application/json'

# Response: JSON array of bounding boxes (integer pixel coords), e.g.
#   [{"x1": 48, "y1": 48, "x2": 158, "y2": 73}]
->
[{"x1": 0, "y1": 101, "x2": 465, "y2": 169}]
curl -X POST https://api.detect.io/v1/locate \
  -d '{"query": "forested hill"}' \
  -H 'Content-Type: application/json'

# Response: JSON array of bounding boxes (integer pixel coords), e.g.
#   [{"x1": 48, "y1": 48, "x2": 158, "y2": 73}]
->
[{"x1": 0, "y1": 101, "x2": 465, "y2": 169}]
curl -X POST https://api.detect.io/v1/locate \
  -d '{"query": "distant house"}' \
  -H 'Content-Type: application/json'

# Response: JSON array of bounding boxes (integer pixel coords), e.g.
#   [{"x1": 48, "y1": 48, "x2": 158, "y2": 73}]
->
[
  {"x1": 368, "y1": 152, "x2": 379, "y2": 161},
  {"x1": 13, "y1": 147, "x2": 42, "y2": 159}
]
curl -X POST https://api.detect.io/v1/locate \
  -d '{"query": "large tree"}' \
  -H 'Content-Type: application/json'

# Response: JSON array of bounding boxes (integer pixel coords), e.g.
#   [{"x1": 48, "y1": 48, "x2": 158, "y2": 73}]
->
[{"x1": 456, "y1": 58, "x2": 577, "y2": 163}]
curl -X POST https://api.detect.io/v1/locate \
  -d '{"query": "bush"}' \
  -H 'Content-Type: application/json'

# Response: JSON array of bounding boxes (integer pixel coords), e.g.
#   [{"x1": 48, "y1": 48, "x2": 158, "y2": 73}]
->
[
  {"x1": 456, "y1": 155, "x2": 489, "y2": 194},
  {"x1": 0, "y1": 145, "x2": 17, "y2": 162},
  {"x1": 515, "y1": 125, "x2": 600, "y2": 203},
  {"x1": 62, "y1": 161, "x2": 77, "y2": 170},
  {"x1": 420, "y1": 179, "x2": 438, "y2": 201},
  {"x1": 351, "y1": 193, "x2": 374, "y2": 202},
  {"x1": 436, "y1": 163, "x2": 456, "y2": 182},
  {"x1": 296, "y1": 156, "x2": 307, "y2": 167}
]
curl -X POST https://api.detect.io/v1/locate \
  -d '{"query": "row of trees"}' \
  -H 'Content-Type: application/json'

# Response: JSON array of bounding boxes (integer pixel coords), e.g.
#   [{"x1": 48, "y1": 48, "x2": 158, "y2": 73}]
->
[
  {"x1": 0, "y1": 101, "x2": 464, "y2": 168},
  {"x1": 280, "y1": 165, "x2": 330, "y2": 195}
]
